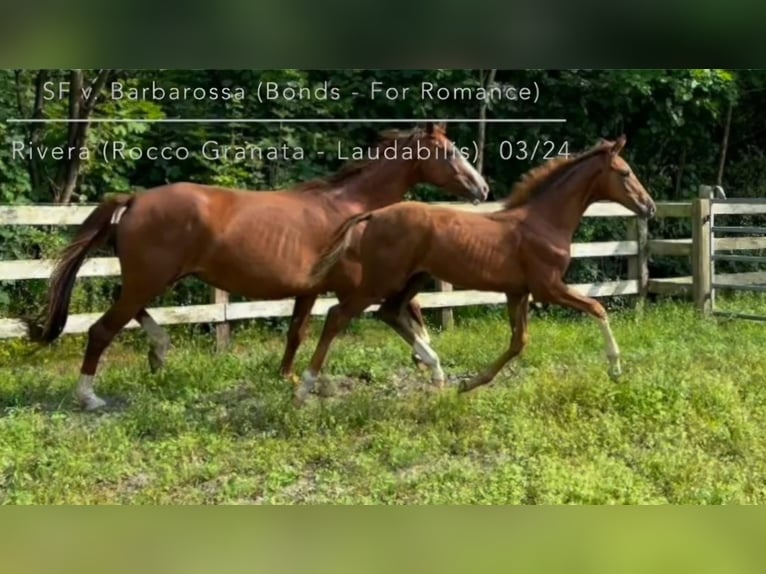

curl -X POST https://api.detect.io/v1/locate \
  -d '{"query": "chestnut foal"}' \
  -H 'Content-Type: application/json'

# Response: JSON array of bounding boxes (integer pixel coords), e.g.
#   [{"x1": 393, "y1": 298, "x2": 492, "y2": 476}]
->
[{"x1": 297, "y1": 136, "x2": 656, "y2": 403}]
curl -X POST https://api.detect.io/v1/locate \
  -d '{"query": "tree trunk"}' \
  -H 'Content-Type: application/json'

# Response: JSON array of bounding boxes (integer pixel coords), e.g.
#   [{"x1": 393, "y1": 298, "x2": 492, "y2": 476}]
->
[
  {"x1": 52, "y1": 69, "x2": 112, "y2": 204},
  {"x1": 475, "y1": 69, "x2": 496, "y2": 176},
  {"x1": 716, "y1": 99, "x2": 733, "y2": 187},
  {"x1": 14, "y1": 70, "x2": 49, "y2": 194},
  {"x1": 674, "y1": 148, "x2": 686, "y2": 198}
]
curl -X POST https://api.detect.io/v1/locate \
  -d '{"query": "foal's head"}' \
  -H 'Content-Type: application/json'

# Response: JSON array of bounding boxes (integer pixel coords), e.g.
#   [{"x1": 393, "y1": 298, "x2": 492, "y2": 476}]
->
[
  {"x1": 595, "y1": 136, "x2": 656, "y2": 218},
  {"x1": 407, "y1": 122, "x2": 489, "y2": 204}
]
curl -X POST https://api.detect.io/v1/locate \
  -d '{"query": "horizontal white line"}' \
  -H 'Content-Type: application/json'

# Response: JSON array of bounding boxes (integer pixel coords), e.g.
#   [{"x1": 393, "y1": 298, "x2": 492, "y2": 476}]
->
[{"x1": 6, "y1": 117, "x2": 567, "y2": 124}]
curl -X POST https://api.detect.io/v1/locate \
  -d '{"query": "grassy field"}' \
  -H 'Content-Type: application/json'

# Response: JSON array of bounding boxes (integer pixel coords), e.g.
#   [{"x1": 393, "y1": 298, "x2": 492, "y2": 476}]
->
[{"x1": 1, "y1": 297, "x2": 766, "y2": 504}]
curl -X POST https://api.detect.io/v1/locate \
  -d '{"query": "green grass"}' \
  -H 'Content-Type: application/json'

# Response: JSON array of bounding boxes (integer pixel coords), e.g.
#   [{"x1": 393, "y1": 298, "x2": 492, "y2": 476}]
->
[{"x1": 1, "y1": 297, "x2": 766, "y2": 504}]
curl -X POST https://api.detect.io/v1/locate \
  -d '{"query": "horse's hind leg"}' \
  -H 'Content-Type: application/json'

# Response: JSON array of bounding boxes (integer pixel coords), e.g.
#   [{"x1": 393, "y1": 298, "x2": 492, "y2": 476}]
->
[
  {"x1": 135, "y1": 308, "x2": 171, "y2": 373},
  {"x1": 77, "y1": 296, "x2": 148, "y2": 410},
  {"x1": 377, "y1": 302, "x2": 444, "y2": 384},
  {"x1": 404, "y1": 299, "x2": 430, "y2": 371},
  {"x1": 77, "y1": 276, "x2": 169, "y2": 410},
  {"x1": 375, "y1": 273, "x2": 445, "y2": 386}
]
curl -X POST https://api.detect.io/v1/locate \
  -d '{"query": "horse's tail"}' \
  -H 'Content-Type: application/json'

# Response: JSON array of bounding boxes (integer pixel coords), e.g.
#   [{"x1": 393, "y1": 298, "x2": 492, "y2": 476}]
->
[
  {"x1": 309, "y1": 212, "x2": 373, "y2": 286},
  {"x1": 25, "y1": 193, "x2": 134, "y2": 345}
]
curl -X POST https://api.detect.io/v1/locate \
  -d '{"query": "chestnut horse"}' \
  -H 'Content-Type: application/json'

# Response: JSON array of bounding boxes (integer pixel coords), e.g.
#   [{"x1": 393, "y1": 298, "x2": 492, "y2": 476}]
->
[
  {"x1": 26, "y1": 123, "x2": 489, "y2": 410},
  {"x1": 296, "y1": 136, "x2": 656, "y2": 404}
]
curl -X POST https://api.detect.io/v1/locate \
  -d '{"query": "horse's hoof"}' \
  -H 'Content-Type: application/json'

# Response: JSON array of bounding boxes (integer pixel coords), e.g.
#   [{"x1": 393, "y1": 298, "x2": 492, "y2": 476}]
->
[
  {"x1": 608, "y1": 365, "x2": 622, "y2": 381},
  {"x1": 279, "y1": 368, "x2": 293, "y2": 378},
  {"x1": 79, "y1": 395, "x2": 108, "y2": 411},
  {"x1": 148, "y1": 351, "x2": 164, "y2": 374},
  {"x1": 412, "y1": 353, "x2": 429, "y2": 372},
  {"x1": 431, "y1": 375, "x2": 447, "y2": 390},
  {"x1": 287, "y1": 373, "x2": 301, "y2": 385}
]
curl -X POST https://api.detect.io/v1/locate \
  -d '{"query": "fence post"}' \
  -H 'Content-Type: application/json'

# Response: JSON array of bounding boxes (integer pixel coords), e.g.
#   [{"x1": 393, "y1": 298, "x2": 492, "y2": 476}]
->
[
  {"x1": 701, "y1": 185, "x2": 717, "y2": 312},
  {"x1": 213, "y1": 288, "x2": 230, "y2": 351},
  {"x1": 434, "y1": 279, "x2": 454, "y2": 329},
  {"x1": 627, "y1": 216, "x2": 649, "y2": 305},
  {"x1": 691, "y1": 189, "x2": 712, "y2": 314}
]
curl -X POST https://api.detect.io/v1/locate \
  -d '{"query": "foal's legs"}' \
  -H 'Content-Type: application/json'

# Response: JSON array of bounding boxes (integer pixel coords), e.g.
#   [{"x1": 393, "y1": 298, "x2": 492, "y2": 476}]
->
[
  {"x1": 294, "y1": 296, "x2": 375, "y2": 405},
  {"x1": 135, "y1": 308, "x2": 171, "y2": 373},
  {"x1": 458, "y1": 293, "x2": 530, "y2": 393},
  {"x1": 279, "y1": 295, "x2": 318, "y2": 378},
  {"x1": 376, "y1": 304, "x2": 445, "y2": 387},
  {"x1": 405, "y1": 298, "x2": 429, "y2": 342},
  {"x1": 375, "y1": 273, "x2": 445, "y2": 386},
  {"x1": 542, "y1": 283, "x2": 621, "y2": 379},
  {"x1": 403, "y1": 299, "x2": 430, "y2": 370}
]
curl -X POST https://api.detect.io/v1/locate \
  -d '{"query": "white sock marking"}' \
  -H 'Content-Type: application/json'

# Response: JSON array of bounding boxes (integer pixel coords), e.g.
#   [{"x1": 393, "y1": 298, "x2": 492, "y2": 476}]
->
[
  {"x1": 140, "y1": 313, "x2": 170, "y2": 354},
  {"x1": 597, "y1": 317, "x2": 621, "y2": 375},
  {"x1": 295, "y1": 370, "x2": 317, "y2": 403},
  {"x1": 413, "y1": 335, "x2": 444, "y2": 383},
  {"x1": 404, "y1": 306, "x2": 430, "y2": 345},
  {"x1": 76, "y1": 374, "x2": 107, "y2": 410}
]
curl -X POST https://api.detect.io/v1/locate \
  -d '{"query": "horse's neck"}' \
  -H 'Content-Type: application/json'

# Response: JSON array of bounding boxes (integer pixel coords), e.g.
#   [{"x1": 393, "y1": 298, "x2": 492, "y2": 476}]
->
[
  {"x1": 332, "y1": 160, "x2": 416, "y2": 213},
  {"x1": 525, "y1": 161, "x2": 602, "y2": 240}
]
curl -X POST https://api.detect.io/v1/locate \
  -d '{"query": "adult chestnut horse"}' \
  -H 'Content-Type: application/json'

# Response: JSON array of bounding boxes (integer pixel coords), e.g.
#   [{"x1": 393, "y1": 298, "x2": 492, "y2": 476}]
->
[
  {"x1": 26, "y1": 123, "x2": 489, "y2": 410},
  {"x1": 296, "y1": 136, "x2": 656, "y2": 404}
]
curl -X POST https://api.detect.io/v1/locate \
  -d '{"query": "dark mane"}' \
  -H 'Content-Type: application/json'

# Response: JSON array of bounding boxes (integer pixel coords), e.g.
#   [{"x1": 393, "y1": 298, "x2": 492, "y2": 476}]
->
[
  {"x1": 292, "y1": 127, "x2": 425, "y2": 192},
  {"x1": 502, "y1": 140, "x2": 612, "y2": 209}
]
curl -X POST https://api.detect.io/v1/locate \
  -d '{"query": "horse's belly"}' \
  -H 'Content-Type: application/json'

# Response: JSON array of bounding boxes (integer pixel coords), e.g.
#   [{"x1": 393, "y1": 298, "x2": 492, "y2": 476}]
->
[
  {"x1": 429, "y1": 253, "x2": 521, "y2": 293},
  {"x1": 196, "y1": 244, "x2": 315, "y2": 300}
]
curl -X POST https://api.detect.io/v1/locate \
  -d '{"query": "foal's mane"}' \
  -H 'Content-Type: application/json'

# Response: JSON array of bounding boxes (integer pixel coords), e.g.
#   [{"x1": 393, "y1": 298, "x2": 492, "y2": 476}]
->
[
  {"x1": 502, "y1": 140, "x2": 612, "y2": 210},
  {"x1": 293, "y1": 127, "x2": 426, "y2": 191}
]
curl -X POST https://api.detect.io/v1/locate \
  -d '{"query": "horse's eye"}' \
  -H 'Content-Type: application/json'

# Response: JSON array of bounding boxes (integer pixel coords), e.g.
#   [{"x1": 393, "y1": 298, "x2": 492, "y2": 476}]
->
[{"x1": 621, "y1": 169, "x2": 631, "y2": 178}]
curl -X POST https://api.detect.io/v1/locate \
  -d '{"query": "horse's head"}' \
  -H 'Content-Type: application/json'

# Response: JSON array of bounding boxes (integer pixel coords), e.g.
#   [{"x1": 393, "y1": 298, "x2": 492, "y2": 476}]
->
[
  {"x1": 596, "y1": 135, "x2": 656, "y2": 219},
  {"x1": 411, "y1": 122, "x2": 489, "y2": 205}
]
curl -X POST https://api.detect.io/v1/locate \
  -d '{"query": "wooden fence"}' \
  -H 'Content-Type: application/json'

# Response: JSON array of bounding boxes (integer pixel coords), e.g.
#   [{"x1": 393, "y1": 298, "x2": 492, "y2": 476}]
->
[
  {"x1": 645, "y1": 186, "x2": 766, "y2": 312},
  {"x1": 1, "y1": 188, "x2": 764, "y2": 342}
]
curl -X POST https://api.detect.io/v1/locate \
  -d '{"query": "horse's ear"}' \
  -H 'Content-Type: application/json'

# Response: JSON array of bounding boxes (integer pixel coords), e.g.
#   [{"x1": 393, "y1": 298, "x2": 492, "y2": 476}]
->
[
  {"x1": 610, "y1": 135, "x2": 627, "y2": 156},
  {"x1": 423, "y1": 121, "x2": 446, "y2": 135}
]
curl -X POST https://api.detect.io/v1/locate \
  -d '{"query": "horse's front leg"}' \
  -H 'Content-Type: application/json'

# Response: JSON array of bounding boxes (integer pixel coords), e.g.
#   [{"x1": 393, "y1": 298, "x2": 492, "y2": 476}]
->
[
  {"x1": 542, "y1": 282, "x2": 621, "y2": 380},
  {"x1": 295, "y1": 295, "x2": 374, "y2": 406},
  {"x1": 459, "y1": 293, "x2": 530, "y2": 393},
  {"x1": 279, "y1": 295, "x2": 318, "y2": 379}
]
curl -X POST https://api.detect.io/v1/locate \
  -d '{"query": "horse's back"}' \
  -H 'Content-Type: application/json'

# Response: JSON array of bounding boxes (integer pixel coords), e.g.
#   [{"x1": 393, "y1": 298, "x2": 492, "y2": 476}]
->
[
  {"x1": 129, "y1": 182, "x2": 239, "y2": 214},
  {"x1": 115, "y1": 182, "x2": 247, "y2": 256},
  {"x1": 125, "y1": 182, "x2": 297, "y2": 232}
]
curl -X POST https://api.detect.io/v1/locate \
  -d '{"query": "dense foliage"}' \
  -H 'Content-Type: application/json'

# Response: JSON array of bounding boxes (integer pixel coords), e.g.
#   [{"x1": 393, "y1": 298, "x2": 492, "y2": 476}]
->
[{"x1": 1, "y1": 69, "x2": 764, "y2": 318}]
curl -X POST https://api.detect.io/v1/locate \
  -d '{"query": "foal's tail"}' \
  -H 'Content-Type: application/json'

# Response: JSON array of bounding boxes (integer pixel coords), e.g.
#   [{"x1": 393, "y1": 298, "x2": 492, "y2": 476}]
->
[
  {"x1": 25, "y1": 193, "x2": 134, "y2": 345},
  {"x1": 308, "y1": 212, "x2": 373, "y2": 286}
]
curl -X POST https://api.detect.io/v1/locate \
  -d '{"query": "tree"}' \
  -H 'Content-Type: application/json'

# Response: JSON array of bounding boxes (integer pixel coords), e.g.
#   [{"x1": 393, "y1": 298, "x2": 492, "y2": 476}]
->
[
  {"x1": 12, "y1": 69, "x2": 114, "y2": 204},
  {"x1": 52, "y1": 69, "x2": 113, "y2": 204}
]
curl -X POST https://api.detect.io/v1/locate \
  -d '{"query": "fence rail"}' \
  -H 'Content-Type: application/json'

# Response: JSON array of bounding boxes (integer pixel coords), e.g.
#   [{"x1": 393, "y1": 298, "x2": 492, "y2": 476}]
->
[
  {"x1": 1, "y1": 190, "x2": 764, "y2": 340},
  {"x1": 646, "y1": 186, "x2": 766, "y2": 315},
  {"x1": 0, "y1": 200, "x2": 642, "y2": 341}
]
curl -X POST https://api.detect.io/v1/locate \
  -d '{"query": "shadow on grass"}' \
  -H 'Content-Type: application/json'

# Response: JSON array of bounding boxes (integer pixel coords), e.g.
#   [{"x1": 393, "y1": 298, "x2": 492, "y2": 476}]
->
[
  {"x1": 0, "y1": 378, "x2": 134, "y2": 416},
  {"x1": 91, "y1": 369, "x2": 463, "y2": 443}
]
